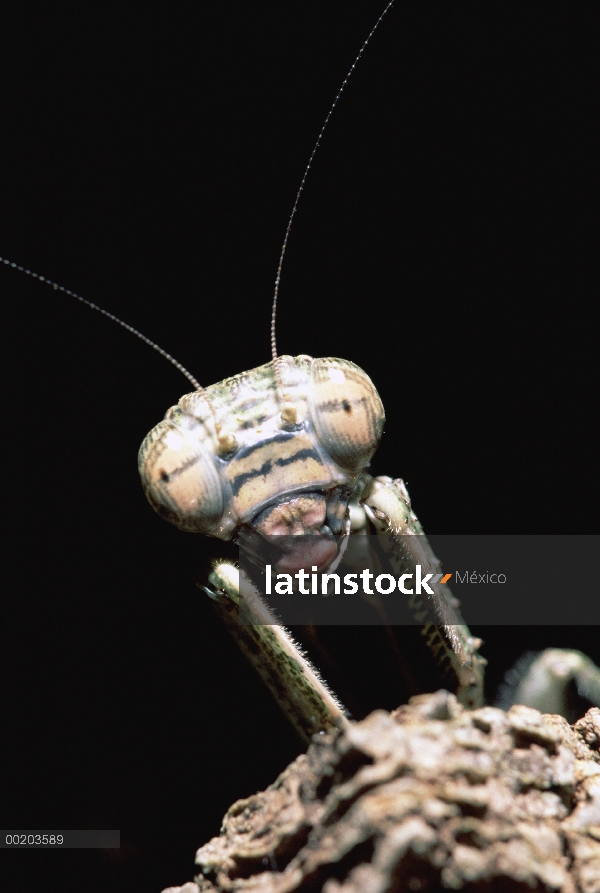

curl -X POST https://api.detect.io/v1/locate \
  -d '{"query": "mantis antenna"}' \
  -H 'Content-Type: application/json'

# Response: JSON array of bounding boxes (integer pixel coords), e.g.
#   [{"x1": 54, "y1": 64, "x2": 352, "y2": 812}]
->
[
  {"x1": 0, "y1": 257, "x2": 255, "y2": 457},
  {"x1": 0, "y1": 256, "x2": 203, "y2": 393},
  {"x1": 270, "y1": 0, "x2": 396, "y2": 400},
  {"x1": 0, "y1": 257, "x2": 240, "y2": 448},
  {"x1": 3, "y1": 2, "x2": 396, "y2": 430}
]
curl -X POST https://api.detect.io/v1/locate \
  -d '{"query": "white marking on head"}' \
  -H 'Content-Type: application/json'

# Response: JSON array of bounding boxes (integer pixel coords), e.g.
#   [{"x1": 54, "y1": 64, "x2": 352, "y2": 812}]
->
[
  {"x1": 328, "y1": 367, "x2": 346, "y2": 384},
  {"x1": 165, "y1": 430, "x2": 185, "y2": 451}
]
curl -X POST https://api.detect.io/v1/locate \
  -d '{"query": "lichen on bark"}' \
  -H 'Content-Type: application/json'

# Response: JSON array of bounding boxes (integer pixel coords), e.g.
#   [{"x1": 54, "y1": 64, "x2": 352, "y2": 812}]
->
[{"x1": 162, "y1": 691, "x2": 600, "y2": 893}]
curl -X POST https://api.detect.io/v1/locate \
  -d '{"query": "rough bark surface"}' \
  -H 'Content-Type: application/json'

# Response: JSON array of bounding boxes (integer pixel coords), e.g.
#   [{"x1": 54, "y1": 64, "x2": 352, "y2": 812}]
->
[{"x1": 162, "y1": 692, "x2": 600, "y2": 893}]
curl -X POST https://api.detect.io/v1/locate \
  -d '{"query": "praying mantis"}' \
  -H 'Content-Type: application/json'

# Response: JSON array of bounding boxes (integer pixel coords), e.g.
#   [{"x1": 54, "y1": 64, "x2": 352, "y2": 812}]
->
[{"x1": 1, "y1": 5, "x2": 597, "y2": 887}]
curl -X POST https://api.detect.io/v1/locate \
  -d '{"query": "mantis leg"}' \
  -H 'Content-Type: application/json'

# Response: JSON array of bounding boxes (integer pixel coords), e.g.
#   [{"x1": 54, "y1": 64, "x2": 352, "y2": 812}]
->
[
  {"x1": 362, "y1": 475, "x2": 486, "y2": 709},
  {"x1": 203, "y1": 563, "x2": 349, "y2": 742}
]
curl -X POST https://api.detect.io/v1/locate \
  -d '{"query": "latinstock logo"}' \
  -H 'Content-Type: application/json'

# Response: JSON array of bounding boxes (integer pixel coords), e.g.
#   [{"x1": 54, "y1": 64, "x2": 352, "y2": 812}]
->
[
  {"x1": 265, "y1": 564, "x2": 455, "y2": 596},
  {"x1": 237, "y1": 530, "x2": 526, "y2": 626},
  {"x1": 239, "y1": 532, "x2": 600, "y2": 625}
]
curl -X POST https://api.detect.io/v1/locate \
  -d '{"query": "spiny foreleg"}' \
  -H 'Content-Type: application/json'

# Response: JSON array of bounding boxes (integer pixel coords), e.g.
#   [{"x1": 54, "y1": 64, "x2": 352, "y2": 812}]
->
[{"x1": 362, "y1": 475, "x2": 486, "y2": 709}]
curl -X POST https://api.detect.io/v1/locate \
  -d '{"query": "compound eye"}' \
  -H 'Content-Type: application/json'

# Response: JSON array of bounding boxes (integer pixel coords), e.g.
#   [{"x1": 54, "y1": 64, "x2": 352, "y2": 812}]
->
[
  {"x1": 309, "y1": 358, "x2": 385, "y2": 473},
  {"x1": 138, "y1": 419, "x2": 223, "y2": 533}
]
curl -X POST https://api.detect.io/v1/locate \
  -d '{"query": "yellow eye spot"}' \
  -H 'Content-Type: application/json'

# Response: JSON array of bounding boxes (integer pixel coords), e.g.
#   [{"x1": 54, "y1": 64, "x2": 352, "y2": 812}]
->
[
  {"x1": 280, "y1": 403, "x2": 298, "y2": 426},
  {"x1": 217, "y1": 431, "x2": 237, "y2": 453}
]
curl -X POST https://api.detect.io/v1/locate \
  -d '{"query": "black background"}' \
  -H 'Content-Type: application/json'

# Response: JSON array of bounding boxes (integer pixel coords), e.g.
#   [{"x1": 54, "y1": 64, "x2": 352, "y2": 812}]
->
[{"x1": 1, "y1": 2, "x2": 597, "y2": 890}]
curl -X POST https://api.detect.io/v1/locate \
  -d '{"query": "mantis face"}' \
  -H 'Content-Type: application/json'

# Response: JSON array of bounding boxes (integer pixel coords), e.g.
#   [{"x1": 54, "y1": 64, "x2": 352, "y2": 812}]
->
[{"x1": 139, "y1": 356, "x2": 384, "y2": 562}]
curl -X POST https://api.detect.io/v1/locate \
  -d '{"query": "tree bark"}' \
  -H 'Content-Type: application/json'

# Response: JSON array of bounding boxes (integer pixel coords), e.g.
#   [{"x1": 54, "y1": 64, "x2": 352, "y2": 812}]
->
[{"x1": 163, "y1": 691, "x2": 600, "y2": 893}]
